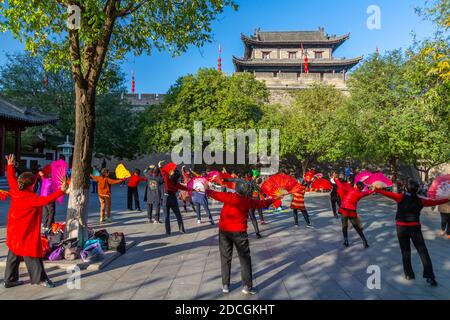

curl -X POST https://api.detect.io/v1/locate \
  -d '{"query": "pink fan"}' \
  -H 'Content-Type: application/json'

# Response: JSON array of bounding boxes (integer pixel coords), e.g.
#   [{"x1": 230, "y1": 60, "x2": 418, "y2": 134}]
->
[
  {"x1": 187, "y1": 177, "x2": 208, "y2": 195},
  {"x1": 355, "y1": 171, "x2": 373, "y2": 184},
  {"x1": 428, "y1": 175, "x2": 450, "y2": 199},
  {"x1": 206, "y1": 171, "x2": 221, "y2": 183},
  {"x1": 364, "y1": 172, "x2": 392, "y2": 188},
  {"x1": 51, "y1": 160, "x2": 67, "y2": 205}
]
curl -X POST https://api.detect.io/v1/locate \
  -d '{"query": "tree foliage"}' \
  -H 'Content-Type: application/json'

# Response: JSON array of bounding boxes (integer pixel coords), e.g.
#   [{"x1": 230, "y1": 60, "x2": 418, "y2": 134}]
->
[
  {"x1": 0, "y1": 52, "x2": 139, "y2": 159},
  {"x1": 138, "y1": 68, "x2": 268, "y2": 153}
]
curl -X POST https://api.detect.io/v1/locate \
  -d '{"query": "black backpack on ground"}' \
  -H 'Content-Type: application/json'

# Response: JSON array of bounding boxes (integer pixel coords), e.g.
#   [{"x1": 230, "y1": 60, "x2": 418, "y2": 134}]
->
[
  {"x1": 108, "y1": 232, "x2": 126, "y2": 254},
  {"x1": 94, "y1": 229, "x2": 109, "y2": 247}
]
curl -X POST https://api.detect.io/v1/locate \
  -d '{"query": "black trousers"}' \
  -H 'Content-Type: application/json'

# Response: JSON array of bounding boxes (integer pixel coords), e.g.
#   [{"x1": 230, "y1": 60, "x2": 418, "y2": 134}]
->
[
  {"x1": 4, "y1": 250, "x2": 49, "y2": 285},
  {"x1": 163, "y1": 195, "x2": 185, "y2": 235},
  {"x1": 219, "y1": 230, "x2": 252, "y2": 288},
  {"x1": 341, "y1": 216, "x2": 367, "y2": 243},
  {"x1": 248, "y1": 210, "x2": 260, "y2": 235},
  {"x1": 330, "y1": 195, "x2": 341, "y2": 216},
  {"x1": 250, "y1": 208, "x2": 264, "y2": 222},
  {"x1": 396, "y1": 225, "x2": 435, "y2": 279},
  {"x1": 43, "y1": 202, "x2": 56, "y2": 229},
  {"x1": 293, "y1": 209, "x2": 311, "y2": 225},
  {"x1": 440, "y1": 213, "x2": 450, "y2": 235},
  {"x1": 127, "y1": 187, "x2": 141, "y2": 210},
  {"x1": 147, "y1": 202, "x2": 160, "y2": 222}
]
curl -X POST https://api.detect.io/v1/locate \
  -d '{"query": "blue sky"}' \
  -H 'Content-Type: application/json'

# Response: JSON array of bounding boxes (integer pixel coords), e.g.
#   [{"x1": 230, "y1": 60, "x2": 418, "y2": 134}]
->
[{"x1": 0, "y1": 0, "x2": 436, "y2": 93}]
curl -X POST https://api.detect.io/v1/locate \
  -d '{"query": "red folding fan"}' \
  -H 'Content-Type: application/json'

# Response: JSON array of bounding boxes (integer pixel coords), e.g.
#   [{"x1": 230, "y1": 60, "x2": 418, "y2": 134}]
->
[
  {"x1": 0, "y1": 190, "x2": 9, "y2": 201},
  {"x1": 261, "y1": 173, "x2": 300, "y2": 199}
]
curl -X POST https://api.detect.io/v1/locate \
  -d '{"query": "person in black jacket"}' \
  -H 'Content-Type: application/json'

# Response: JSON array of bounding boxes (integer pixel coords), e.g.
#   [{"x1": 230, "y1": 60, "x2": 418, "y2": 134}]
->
[
  {"x1": 144, "y1": 166, "x2": 164, "y2": 224},
  {"x1": 375, "y1": 180, "x2": 450, "y2": 286},
  {"x1": 330, "y1": 172, "x2": 340, "y2": 219}
]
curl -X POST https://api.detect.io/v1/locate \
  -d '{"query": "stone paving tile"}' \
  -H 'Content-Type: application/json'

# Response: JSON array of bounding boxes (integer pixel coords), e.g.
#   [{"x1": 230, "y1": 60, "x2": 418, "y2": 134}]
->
[{"x1": 0, "y1": 190, "x2": 448, "y2": 300}]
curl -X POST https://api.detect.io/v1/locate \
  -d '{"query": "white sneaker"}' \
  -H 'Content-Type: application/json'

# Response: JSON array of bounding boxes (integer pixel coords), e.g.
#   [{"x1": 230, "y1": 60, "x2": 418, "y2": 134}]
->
[
  {"x1": 197, "y1": 220, "x2": 201, "y2": 224},
  {"x1": 242, "y1": 286, "x2": 256, "y2": 295},
  {"x1": 222, "y1": 285, "x2": 230, "y2": 294},
  {"x1": 306, "y1": 224, "x2": 314, "y2": 229}
]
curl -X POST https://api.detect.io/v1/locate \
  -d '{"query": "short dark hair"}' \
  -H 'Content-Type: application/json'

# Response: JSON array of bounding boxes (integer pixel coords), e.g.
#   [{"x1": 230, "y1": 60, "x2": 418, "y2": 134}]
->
[
  {"x1": 406, "y1": 180, "x2": 419, "y2": 195},
  {"x1": 17, "y1": 172, "x2": 37, "y2": 190}
]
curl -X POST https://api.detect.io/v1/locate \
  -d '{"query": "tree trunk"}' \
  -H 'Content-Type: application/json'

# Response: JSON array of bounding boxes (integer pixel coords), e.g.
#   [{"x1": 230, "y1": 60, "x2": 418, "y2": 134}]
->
[
  {"x1": 301, "y1": 160, "x2": 309, "y2": 178},
  {"x1": 65, "y1": 84, "x2": 96, "y2": 246},
  {"x1": 389, "y1": 157, "x2": 398, "y2": 192}
]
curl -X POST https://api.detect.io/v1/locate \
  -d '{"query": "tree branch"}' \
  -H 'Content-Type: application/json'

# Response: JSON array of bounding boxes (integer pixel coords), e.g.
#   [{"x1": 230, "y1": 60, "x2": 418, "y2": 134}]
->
[
  {"x1": 68, "y1": 29, "x2": 84, "y2": 87},
  {"x1": 117, "y1": 0, "x2": 149, "y2": 17}
]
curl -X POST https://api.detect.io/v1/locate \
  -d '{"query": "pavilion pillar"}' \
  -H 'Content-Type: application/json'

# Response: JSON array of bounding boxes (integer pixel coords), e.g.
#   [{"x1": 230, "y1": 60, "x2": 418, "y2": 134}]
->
[
  {"x1": 0, "y1": 122, "x2": 5, "y2": 176},
  {"x1": 14, "y1": 126, "x2": 21, "y2": 163}
]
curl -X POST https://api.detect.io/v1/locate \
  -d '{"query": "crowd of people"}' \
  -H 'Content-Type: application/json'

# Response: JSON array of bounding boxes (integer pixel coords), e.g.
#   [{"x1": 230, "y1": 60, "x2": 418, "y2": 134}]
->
[{"x1": 2, "y1": 155, "x2": 450, "y2": 296}]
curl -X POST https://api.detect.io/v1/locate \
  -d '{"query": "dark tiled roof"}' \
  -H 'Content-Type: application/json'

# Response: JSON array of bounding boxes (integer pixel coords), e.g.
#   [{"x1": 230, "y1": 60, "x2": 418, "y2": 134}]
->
[
  {"x1": 233, "y1": 56, "x2": 363, "y2": 67},
  {"x1": 242, "y1": 29, "x2": 350, "y2": 45},
  {"x1": 0, "y1": 97, "x2": 58, "y2": 126}
]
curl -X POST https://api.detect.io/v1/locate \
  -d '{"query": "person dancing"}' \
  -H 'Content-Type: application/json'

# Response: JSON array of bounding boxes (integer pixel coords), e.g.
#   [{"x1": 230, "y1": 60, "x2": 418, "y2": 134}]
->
[
  {"x1": 291, "y1": 181, "x2": 313, "y2": 228},
  {"x1": 335, "y1": 179, "x2": 374, "y2": 248},
  {"x1": 437, "y1": 201, "x2": 450, "y2": 239},
  {"x1": 159, "y1": 161, "x2": 188, "y2": 235},
  {"x1": 206, "y1": 181, "x2": 276, "y2": 295},
  {"x1": 127, "y1": 169, "x2": 147, "y2": 212},
  {"x1": 223, "y1": 173, "x2": 263, "y2": 239},
  {"x1": 4, "y1": 154, "x2": 68, "y2": 289},
  {"x1": 91, "y1": 168, "x2": 124, "y2": 224},
  {"x1": 330, "y1": 172, "x2": 340, "y2": 219},
  {"x1": 179, "y1": 166, "x2": 195, "y2": 213},
  {"x1": 375, "y1": 180, "x2": 449, "y2": 286},
  {"x1": 143, "y1": 165, "x2": 164, "y2": 224}
]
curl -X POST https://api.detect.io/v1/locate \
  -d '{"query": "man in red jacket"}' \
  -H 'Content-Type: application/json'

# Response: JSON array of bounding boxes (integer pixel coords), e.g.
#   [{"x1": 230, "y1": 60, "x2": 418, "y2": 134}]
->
[
  {"x1": 4, "y1": 154, "x2": 68, "y2": 289},
  {"x1": 207, "y1": 181, "x2": 275, "y2": 295},
  {"x1": 335, "y1": 179, "x2": 374, "y2": 248}
]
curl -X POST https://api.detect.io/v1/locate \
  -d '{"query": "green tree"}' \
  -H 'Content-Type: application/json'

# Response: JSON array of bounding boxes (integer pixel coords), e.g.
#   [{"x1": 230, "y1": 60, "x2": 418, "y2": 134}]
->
[
  {"x1": 0, "y1": 52, "x2": 139, "y2": 159},
  {"x1": 261, "y1": 84, "x2": 345, "y2": 175},
  {"x1": 0, "y1": 0, "x2": 238, "y2": 242},
  {"x1": 326, "y1": 49, "x2": 449, "y2": 184},
  {"x1": 138, "y1": 68, "x2": 268, "y2": 154},
  {"x1": 416, "y1": 0, "x2": 450, "y2": 83}
]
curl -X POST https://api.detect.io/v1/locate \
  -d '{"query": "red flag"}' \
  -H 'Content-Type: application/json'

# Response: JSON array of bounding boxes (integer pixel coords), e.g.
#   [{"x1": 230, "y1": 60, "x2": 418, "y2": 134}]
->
[
  {"x1": 304, "y1": 53, "x2": 309, "y2": 74},
  {"x1": 131, "y1": 69, "x2": 135, "y2": 93},
  {"x1": 218, "y1": 44, "x2": 222, "y2": 72}
]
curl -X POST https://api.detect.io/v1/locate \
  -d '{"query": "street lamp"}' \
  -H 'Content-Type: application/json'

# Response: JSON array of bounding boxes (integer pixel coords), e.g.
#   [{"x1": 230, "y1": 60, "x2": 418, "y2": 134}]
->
[{"x1": 57, "y1": 135, "x2": 74, "y2": 168}]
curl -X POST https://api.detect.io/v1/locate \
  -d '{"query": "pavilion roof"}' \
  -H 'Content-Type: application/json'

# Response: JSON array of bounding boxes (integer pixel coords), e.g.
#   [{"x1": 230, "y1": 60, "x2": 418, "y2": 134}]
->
[
  {"x1": 233, "y1": 56, "x2": 363, "y2": 68},
  {"x1": 241, "y1": 28, "x2": 350, "y2": 47},
  {"x1": 0, "y1": 97, "x2": 58, "y2": 126}
]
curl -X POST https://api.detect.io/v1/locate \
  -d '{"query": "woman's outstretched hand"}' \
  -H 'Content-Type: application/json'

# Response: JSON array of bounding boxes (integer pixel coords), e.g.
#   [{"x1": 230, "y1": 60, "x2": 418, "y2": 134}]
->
[{"x1": 5, "y1": 154, "x2": 14, "y2": 166}]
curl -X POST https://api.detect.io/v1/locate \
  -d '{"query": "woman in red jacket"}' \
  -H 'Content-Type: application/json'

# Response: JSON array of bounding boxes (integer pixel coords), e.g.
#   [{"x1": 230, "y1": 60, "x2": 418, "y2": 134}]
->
[
  {"x1": 127, "y1": 169, "x2": 147, "y2": 212},
  {"x1": 4, "y1": 154, "x2": 68, "y2": 289},
  {"x1": 207, "y1": 181, "x2": 275, "y2": 295},
  {"x1": 375, "y1": 180, "x2": 449, "y2": 286},
  {"x1": 335, "y1": 179, "x2": 374, "y2": 248}
]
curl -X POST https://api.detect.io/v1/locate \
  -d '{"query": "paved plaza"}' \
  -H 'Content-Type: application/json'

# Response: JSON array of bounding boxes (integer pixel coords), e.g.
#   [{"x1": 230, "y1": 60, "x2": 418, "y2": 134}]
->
[{"x1": 0, "y1": 185, "x2": 449, "y2": 300}]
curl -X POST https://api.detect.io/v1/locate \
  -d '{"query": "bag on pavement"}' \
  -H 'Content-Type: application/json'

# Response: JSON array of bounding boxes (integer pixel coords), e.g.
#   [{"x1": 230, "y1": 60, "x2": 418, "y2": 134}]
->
[
  {"x1": 48, "y1": 232, "x2": 64, "y2": 249},
  {"x1": 108, "y1": 232, "x2": 126, "y2": 254},
  {"x1": 64, "y1": 247, "x2": 81, "y2": 261},
  {"x1": 48, "y1": 246, "x2": 65, "y2": 261},
  {"x1": 83, "y1": 238, "x2": 107, "y2": 251},
  {"x1": 80, "y1": 242, "x2": 104, "y2": 263},
  {"x1": 94, "y1": 229, "x2": 109, "y2": 248}
]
